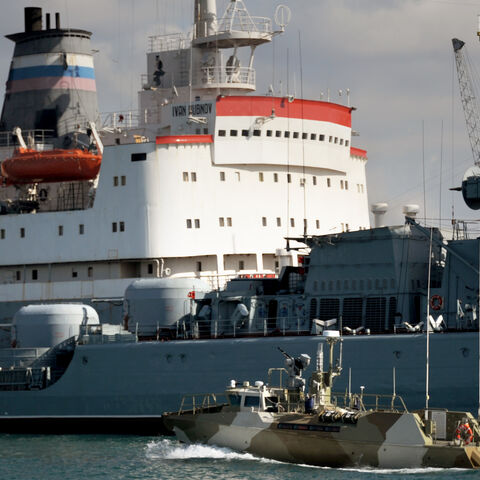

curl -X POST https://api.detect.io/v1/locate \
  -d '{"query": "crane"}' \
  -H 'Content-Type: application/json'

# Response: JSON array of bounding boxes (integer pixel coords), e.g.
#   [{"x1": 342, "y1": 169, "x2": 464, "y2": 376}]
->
[{"x1": 452, "y1": 37, "x2": 480, "y2": 209}]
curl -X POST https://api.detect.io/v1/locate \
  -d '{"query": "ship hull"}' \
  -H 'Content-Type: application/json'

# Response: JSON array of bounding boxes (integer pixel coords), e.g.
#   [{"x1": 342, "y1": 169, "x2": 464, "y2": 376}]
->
[{"x1": 0, "y1": 332, "x2": 476, "y2": 434}]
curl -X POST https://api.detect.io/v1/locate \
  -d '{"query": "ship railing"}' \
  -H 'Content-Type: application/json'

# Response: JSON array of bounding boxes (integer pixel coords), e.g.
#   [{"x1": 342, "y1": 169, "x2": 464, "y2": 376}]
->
[
  {"x1": 217, "y1": 15, "x2": 272, "y2": 35},
  {"x1": 0, "y1": 129, "x2": 55, "y2": 148},
  {"x1": 207, "y1": 315, "x2": 311, "y2": 339},
  {"x1": 148, "y1": 33, "x2": 190, "y2": 53},
  {"x1": 194, "y1": 66, "x2": 255, "y2": 88},
  {"x1": 0, "y1": 347, "x2": 50, "y2": 368},
  {"x1": 78, "y1": 324, "x2": 136, "y2": 344},
  {"x1": 0, "y1": 366, "x2": 51, "y2": 391},
  {"x1": 100, "y1": 110, "x2": 142, "y2": 130},
  {"x1": 177, "y1": 392, "x2": 228, "y2": 415},
  {"x1": 332, "y1": 392, "x2": 408, "y2": 413}
]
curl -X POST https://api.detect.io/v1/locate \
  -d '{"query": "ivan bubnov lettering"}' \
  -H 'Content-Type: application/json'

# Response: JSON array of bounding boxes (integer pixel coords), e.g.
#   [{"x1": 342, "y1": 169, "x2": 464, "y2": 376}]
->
[{"x1": 172, "y1": 103, "x2": 213, "y2": 117}]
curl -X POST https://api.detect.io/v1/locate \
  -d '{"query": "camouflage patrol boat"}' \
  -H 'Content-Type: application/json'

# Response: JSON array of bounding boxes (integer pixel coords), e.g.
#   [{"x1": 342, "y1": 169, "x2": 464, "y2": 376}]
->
[{"x1": 163, "y1": 332, "x2": 480, "y2": 469}]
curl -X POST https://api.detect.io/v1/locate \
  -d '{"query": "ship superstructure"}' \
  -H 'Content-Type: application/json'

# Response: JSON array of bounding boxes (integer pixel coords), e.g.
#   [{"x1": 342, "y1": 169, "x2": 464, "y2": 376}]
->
[{"x1": 0, "y1": 1, "x2": 369, "y2": 326}]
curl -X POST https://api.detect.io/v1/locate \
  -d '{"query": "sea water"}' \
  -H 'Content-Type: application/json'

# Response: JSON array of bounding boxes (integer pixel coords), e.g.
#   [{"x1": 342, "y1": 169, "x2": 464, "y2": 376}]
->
[{"x1": 0, "y1": 435, "x2": 478, "y2": 480}]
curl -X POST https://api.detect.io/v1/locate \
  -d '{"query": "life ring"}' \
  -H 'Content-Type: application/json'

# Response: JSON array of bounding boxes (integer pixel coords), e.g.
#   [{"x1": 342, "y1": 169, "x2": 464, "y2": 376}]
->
[
  {"x1": 430, "y1": 294, "x2": 443, "y2": 311},
  {"x1": 455, "y1": 422, "x2": 473, "y2": 445}
]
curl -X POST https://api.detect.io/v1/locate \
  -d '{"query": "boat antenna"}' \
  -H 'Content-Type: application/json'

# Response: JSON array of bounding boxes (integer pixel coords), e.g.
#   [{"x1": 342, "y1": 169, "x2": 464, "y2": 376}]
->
[
  {"x1": 299, "y1": 30, "x2": 307, "y2": 238},
  {"x1": 422, "y1": 120, "x2": 427, "y2": 224},
  {"x1": 348, "y1": 367, "x2": 351, "y2": 402},
  {"x1": 478, "y1": 238, "x2": 480, "y2": 419},
  {"x1": 425, "y1": 226, "x2": 433, "y2": 412},
  {"x1": 439, "y1": 119, "x2": 444, "y2": 229}
]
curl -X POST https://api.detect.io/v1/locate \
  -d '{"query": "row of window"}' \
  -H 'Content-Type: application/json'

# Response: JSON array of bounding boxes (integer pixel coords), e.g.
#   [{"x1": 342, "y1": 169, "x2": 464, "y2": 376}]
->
[
  {"x1": 13, "y1": 266, "x2": 95, "y2": 282},
  {"x1": 261, "y1": 217, "x2": 321, "y2": 229},
  {"x1": 218, "y1": 129, "x2": 350, "y2": 147},
  {"x1": 0, "y1": 222, "x2": 126, "y2": 239},
  {"x1": 216, "y1": 171, "x2": 363, "y2": 191},
  {"x1": 186, "y1": 218, "x2": 332, "y2": 230}
]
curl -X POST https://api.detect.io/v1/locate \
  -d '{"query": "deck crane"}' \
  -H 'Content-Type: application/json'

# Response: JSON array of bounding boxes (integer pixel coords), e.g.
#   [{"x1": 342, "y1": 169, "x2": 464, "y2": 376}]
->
[{"x1": 452, "y1": 38, "x2": 480, "y2": 209}]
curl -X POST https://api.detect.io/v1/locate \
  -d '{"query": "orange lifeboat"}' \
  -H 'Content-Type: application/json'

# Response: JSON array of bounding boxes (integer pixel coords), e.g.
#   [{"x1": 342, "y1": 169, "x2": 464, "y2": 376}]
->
[{"x1": 1, "y1": 147, "x2": 102, "y2": 184}]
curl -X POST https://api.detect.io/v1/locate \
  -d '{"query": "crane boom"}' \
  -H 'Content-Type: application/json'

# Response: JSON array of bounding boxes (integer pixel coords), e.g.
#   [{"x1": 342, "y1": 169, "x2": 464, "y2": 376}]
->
[
  {"x1": 452, "y1": 38, "x2": 480, "y2": 166},
  {"x1": 452, "y1": 38, "x2": 480, "y2": 210}
]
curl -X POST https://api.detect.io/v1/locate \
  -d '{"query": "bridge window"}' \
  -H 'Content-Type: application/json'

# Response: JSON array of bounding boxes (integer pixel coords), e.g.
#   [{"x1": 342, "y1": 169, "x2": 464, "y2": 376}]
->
[
  {"x1": 230, "y1": 129, "x2": 238, "y2": 136},
  {"x1": 293, "y1": 132, "x2": 299, "y2": 139},
  {"x1": 218, "y1": 130, "x2": 226, "y2": 137},
  {"x1": 242, "y1": 129, "x2": 249, "y2": 137},
  {"x1": 253, "y1": 130, "x2": 261, "y2": 137},
  {"x1": 275, "y1": 130, "x2": 281, "y2": 137},
  {"x1": 302, "y1": 133, "x2": 308, "y2": 140},
  {"x1": 284, "y1": 131, "x2": 290, "y2": 138},
  {"x1": 319, "y1": 134, "x2": 325, "y2": 141},
  {"x1": 244, "y1": 395, "x2": 260, "y2": 408},
  {"x1": 266, "y1": 130, "x2": 273, "y2": 137},
  {"x1": 310, "y1": 133, "x2": 317, "y2": 140},
  {"x1": 228, "y1": 393, "x2": 241, "y2": 406}
]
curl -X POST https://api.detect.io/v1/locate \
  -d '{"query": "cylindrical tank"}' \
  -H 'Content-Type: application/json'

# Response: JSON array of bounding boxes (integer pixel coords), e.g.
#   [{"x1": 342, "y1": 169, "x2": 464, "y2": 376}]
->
[
  {"x1": 1, "y1": 8, "x2": 99, "y2": 144},
  {"x1": 124, "y1": 278, "x2": 210, "y2": 336},
  {"x1": 12, "y1": 304, "x2": 98, "y2": 348}
]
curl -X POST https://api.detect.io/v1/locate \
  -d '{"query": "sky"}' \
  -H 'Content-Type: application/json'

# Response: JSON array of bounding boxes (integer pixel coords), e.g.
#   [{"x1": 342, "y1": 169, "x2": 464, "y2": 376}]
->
[{"x1": 1, "y1": 0, "x2": 480, "y2": 235}]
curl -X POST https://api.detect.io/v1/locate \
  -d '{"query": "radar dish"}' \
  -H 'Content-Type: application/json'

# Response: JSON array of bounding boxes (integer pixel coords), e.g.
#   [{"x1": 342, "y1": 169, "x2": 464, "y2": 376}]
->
[{"x1": 274, "y1": 5, "x2": 291, "y2": 30}]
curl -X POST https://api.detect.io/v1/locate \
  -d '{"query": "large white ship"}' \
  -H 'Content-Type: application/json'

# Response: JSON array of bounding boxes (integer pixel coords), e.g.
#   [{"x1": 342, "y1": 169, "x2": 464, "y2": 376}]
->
[{"x1": 0, "y1": 1, "x2": 369, "y2": 327}]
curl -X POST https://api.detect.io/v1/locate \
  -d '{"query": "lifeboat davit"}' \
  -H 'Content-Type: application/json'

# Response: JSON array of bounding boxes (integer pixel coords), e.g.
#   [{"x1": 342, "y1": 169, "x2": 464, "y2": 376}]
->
[{"x1": 1, "y1": 147, "x2": 102, "y2": 184}]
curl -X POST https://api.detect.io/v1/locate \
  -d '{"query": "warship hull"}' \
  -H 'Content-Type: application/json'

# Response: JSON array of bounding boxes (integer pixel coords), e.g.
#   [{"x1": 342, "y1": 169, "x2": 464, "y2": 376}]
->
[{"x1": 0, "y1": 332, "x2": 477, "y2": 434}]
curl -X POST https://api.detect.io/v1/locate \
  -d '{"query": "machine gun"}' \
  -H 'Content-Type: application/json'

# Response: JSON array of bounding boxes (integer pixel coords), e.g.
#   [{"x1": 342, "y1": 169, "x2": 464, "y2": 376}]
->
[{"x1": 278, "y1": 347, "x2": 311, "y2": 390}]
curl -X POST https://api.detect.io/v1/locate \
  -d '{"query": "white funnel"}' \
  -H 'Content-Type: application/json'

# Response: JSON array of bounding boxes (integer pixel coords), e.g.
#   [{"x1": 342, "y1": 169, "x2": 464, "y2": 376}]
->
[{"x1": 371, "y1": 203, "x2": 388, "y2": 228}]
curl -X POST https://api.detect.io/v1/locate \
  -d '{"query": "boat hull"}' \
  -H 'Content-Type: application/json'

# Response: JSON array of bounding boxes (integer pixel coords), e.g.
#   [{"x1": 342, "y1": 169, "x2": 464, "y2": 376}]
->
[{"x1": 165, "y1": 410, "x2": 480, "y2": 469}]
